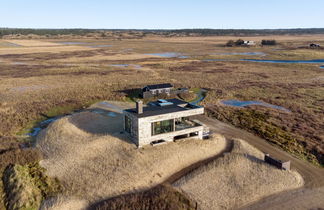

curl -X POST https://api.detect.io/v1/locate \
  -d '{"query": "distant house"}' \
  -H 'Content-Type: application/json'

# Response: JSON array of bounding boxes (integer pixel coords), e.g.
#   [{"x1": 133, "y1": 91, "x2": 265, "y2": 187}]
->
[
  {"x1": 142, "y1": 83, "x2": 173, "y2": 98},
  {"x1": 123, "y1": 99, "x2": 209, "y2": 147},
  {"x1": 141, "y1": 83, "x2": 188, "y2": 98},
  {"x1": 310, "y1": 43, "x2": 320, "y2": 48},
  {"x1": 243, "y1": 41, "x2": 255, "y2": 46}
]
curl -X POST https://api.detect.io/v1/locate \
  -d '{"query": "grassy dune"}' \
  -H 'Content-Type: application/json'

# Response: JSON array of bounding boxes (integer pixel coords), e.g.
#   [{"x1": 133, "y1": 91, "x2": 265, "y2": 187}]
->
[
  {"x1": 2, "y1": 163, "x2": 61, "y2": 210},
  {"x1": 173, "y1": 139, "x2": 304, "y2": 210},
  {"x1": 36, "y1": 110, "x2": 226, "y2": 204}
]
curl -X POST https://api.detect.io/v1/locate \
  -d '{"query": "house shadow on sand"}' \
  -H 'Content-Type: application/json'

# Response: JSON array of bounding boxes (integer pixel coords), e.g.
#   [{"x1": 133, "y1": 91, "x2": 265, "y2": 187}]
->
[{"x1": 67, "y1": 107, "x2": 133, "y2": 145}]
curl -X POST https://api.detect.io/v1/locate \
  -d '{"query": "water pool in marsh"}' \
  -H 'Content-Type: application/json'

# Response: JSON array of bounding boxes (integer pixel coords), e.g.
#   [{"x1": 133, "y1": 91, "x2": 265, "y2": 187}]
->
[
  {"x1": 241, "y1": 59, "x2": 324, "y2": 64},
  {"x1": 109, "y1": 64, "x2": 142, "y2": 69},
  {"x1": 58, "y1": 42, "x2": 87, "y2": 45},
  {"x1": 221, "y1": 100, "x2": 290, "y2": 112},
  {"x1": 146, "y1": 52, "x2": 188, "y2": 58},
  {"x1": 214, "y1": 52, "x2": 266, "y2": 56}
]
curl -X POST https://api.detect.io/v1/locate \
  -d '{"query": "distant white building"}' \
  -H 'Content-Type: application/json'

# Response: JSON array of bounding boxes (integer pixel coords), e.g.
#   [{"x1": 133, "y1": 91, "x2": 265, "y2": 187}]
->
[
  {"x1": 243, "y1": 41, "x2": 255, "y2": 46},
  {"x1": 123, "y1": 99, "x2": 209, "y2": 147}
]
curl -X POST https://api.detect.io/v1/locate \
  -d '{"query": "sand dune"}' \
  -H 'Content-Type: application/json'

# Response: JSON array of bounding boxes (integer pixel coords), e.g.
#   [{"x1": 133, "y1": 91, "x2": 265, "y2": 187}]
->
[
  {"x1": 36, "y1": 111, "x2": 227, "y2": 203},
  {"x1": 173, "y1": 139, "x2": 304, "y2": 210}
]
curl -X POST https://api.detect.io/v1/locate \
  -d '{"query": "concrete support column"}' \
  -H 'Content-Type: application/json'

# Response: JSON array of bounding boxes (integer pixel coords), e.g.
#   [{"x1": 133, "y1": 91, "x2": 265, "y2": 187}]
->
[
  {"x1": 173, "y1": 118, "x2": 176, "y2": 131},
  {"x1": 198, "y1": 130, "x2": 203, "y2": 139}
]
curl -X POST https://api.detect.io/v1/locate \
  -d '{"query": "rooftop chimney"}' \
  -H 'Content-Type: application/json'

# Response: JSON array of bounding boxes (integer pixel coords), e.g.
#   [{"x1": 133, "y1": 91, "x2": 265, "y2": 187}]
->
[{"x1": 136, "y1": 100, "x2": 143, "y2": 114}]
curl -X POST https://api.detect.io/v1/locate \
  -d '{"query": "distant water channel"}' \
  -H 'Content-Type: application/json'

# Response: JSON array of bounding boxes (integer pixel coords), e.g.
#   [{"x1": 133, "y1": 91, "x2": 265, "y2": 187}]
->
[
  {"x1": 214, "y1": 52, "x2": 266, "y2": 56},
  {"x1": 190, "y1": 89, "x2": 207, "y2": 105},
  {"x1": 1, "y1": 42, "x2": 22, "y2": 47},
  {"x1": 109, "y1": 64, "x2": 142, "y2": 69},
  {"x1": 58, "y1": 42, "x2": 87, "y2": 45},
  {"x1": 204, "y1": 58, "x2": 324, "y2": 68},
  {"x1": 27, "y1": 118, "x2": 59, "y2": 136},
  {"x1": 242, "y1": 59, "x2": 324, "y2": 64},
  {"x1": 221, "y1": 100, "x2": 290, "y2": 112},
  {"x1": 88, "y1": 44, "x2": 112, "y2": 48},
  {"x1": 146, "y1": 52, "x2": 188, "y2": 58}
]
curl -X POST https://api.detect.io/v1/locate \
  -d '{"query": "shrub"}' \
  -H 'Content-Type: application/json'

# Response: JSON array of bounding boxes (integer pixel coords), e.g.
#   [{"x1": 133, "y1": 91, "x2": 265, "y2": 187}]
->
[
  {"x1": 2, "y1": 163, "x2": 61, "y2": 210},
  {"x1": 178, "y1": 92, "x2": 197, "y2": 102},
  {"x1": 92, "y1": 184, "x2": 197, "y2": 210},
  {"x1": 226, "y1": 40, "x2": 235, "y2": 47},
  {"x1": 235, "y1": 39, "x2": 245, "y2": 46},
  {"x1": 261, "y1": 40, "x2": 277, "y2": 45}
]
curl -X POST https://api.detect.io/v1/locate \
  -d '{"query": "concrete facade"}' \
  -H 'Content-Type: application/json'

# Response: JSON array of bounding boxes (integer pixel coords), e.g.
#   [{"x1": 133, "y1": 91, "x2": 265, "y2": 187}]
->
[{"x1": 123, "y1": 99, "x2": 206, "y2": 147}]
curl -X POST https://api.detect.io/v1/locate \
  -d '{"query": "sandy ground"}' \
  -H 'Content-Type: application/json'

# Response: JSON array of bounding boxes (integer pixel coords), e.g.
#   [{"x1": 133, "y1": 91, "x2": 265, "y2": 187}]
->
[
  {"x1": 36, "y1": 103, "x2": 227, "y2": 206},
  {"x1": 239, "y1": 187, "x2": 324, "y2": 210},
  {"x1": 40, "y1": 197, "x2": 87, "y2": 210},
  {"x1": 54, "y1": 53, "x2": 160, "y2": 63},
  {"x1": 0, "y1": 45, "x2": 93, "y2": 55},
  {"x1": 3, "y1": 40, "x2": 63, "y2": 47},
  {"x1": 173, "y1": 139, "x2": 304, "y2": 210}
]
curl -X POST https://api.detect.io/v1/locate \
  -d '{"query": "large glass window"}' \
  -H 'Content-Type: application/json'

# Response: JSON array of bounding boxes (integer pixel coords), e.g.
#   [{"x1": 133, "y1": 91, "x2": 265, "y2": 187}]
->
[
  {"x1": 152, "y1": 119, "x2": 174, "y2": 135},
  {"x1": 125, "y1": 115, "x2": 131, "y2": 133}
]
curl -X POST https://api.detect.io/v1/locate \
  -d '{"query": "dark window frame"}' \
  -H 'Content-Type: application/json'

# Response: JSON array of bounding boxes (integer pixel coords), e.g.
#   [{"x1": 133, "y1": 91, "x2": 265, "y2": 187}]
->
[
  {"x1": 152, "y1": 119, "x2": 174, "y2": 135},
  {"x1": 125, "y1": 115, "x2": 132, "y2": 134}
]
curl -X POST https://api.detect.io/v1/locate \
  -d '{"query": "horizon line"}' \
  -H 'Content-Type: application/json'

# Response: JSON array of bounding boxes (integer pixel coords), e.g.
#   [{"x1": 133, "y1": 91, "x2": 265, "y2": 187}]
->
[{"x1": 1, "y1": 27, "x2": 324, "y2": 31}]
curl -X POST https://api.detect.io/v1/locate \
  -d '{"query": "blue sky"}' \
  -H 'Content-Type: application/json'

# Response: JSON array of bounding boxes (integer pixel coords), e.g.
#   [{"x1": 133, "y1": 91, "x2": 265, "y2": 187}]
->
[{"x1": 1, "y1": 0, "x2": 324, "y2": 29}]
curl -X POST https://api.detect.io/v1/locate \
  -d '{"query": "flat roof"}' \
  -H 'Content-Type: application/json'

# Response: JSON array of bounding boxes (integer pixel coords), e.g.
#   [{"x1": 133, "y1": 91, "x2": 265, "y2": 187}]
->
[
  {"x1": 124, "y1": 98, "x2": 201, "y2": 118},
  {"x1": 145, "y1": 83, "x2": 173, "y2": 90}
]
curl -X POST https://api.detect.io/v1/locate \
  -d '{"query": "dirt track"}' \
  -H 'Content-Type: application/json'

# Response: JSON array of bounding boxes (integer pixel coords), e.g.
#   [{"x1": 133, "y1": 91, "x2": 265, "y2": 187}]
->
[{"x1": 194, "y1": 115, "x2": 324, "y2": 209}]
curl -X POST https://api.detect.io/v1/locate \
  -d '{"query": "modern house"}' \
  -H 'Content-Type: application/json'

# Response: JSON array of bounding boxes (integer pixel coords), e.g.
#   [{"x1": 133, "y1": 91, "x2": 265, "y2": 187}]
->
[
  {"x1": 123, "y1": 98, "x2": 208, "y2": 147},
  {"x1": 141, "y1": 83, "x2": 188, "y2": 99}
]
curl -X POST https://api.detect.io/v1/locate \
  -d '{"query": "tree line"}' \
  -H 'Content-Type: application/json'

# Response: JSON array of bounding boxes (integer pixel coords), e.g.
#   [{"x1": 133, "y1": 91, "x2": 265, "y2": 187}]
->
[{"x1": 1, "y1": 28, "x2": 324, "y2": 38}]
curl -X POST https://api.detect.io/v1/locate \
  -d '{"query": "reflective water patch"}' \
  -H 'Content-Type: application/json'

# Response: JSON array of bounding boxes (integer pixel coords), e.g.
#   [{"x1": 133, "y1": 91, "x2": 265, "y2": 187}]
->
[
  {"x1": 110, "y1": 64, "x2": 129, "y2": 67},
  {"x1": 214, "y1": 52, "x2": 266, "y2": 56},
  {"x1": 88, "y1": 45, "x2": 112, "y2": 48},
  {"x1": 99, "y1": 102, "x2": 123, "y2": 113},
  {"x1": 1, "y1": 42, "x2": 22, "y2": 47},
  {"x1": 27, "y1": 128, "x2": 42, "y2": 137},
  {"x1": 27, "y1": 117, "x2": 59, "y2": 136},
  {"x1": 221, "y1": 100, "x2": 290, "y2": 112},
  {"x1": 146, "y1": 52, "x2": 188, "y2": 58},
  {"x1": 12, "y1": 62, "x2": 27, "y2": 65},
  {"x1": 58, "y1": 42, "x2": 87, "y2": 45},
  {"x1": 109, "y1": 64, "x2": 142, "y2": 69},
  {"x1": 241, "y1": 59, "x2": 324, "y2": 64}
]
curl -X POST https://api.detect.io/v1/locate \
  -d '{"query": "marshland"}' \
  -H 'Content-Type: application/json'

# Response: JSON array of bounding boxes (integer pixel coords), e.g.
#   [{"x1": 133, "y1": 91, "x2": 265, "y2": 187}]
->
[{"x1": 0, "y1": 30, "x2": 324, "y2": 209}]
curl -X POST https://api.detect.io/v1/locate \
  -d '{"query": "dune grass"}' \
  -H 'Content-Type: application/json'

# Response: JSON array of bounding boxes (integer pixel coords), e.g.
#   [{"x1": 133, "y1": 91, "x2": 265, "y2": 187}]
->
[
  {"x1": 173, "y1": 139, "x2": 304, "y2": 210},
  {"x1": 2, "y1": 163, "x2": 61, "y2": 210},
  {"x1": 91, "y1": 184, "x2": 197, "y2": 210}
]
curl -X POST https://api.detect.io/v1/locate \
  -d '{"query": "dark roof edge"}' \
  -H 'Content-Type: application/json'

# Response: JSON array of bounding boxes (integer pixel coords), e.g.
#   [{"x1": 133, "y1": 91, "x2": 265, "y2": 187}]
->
[{"x1": 145, "y1": 83, "x2": 173, "y2": 90}]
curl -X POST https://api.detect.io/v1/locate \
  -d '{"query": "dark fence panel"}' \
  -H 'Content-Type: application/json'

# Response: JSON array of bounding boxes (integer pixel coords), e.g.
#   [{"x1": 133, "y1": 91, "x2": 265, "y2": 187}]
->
[{"x1": 264, "y1": 154, "x2": 290, "y2": 170}]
